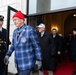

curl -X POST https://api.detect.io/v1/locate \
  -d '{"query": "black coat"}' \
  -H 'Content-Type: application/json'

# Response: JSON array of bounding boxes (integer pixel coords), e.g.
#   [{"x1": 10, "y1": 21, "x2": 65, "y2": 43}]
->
[
  {"x1": 51, "y1": 34, "x2": 62, "y2": 53},
  {"x1": 38, "y1": 32, "x2": 56, "y2": 71},
  {"x1": 0, "y1": 28, "x2": 10, "y2": 72},
  {"x1": 71, "y1": 35, "x2": 76, "y2": 61},
  {"x1": 61, "y1": 37, "x2": 67, "y2": 52}
]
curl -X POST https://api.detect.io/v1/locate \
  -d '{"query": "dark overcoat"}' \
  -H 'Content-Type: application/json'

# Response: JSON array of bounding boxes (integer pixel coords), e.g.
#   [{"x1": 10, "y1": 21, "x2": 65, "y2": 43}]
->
[
  {"x1": 71, "y1": 35, "x2": 76, "y2": 61},
  {"x1": 51, "y1": 34, "x2": 62, "y2": 53},
  {"x1": 38, "y1": 31, "x2": 56, "y2": 71},
  {"x1": 0, "y1": 28, "x2": 8, "y2": 72}
]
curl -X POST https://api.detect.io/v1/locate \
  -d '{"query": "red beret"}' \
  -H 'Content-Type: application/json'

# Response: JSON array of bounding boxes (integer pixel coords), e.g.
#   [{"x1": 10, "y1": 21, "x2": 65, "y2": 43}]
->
[{"x1": 12, "y1": 11, "x2": 25, "y2": 20}]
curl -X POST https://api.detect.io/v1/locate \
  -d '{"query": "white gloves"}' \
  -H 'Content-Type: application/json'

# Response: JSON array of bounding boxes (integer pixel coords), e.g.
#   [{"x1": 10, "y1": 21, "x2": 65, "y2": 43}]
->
[
  {"x1": 32, "y1": 60, "x2": 42, "y2": 73},
  {"x1": 4, "y1": 55, "x2": 9, "y2": 65},
  {"x1": 58, "y1": 51, "x2": 61, "y2": 55},
  {"x1": 35, "y1": 60, "x2": 42, "y2": 70}
]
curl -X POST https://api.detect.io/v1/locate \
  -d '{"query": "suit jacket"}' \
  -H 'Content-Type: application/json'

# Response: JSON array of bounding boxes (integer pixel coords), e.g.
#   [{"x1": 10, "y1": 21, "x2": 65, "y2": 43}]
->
[{"x1": 6, "y1": 24, "x2": 42, "y2": 70}]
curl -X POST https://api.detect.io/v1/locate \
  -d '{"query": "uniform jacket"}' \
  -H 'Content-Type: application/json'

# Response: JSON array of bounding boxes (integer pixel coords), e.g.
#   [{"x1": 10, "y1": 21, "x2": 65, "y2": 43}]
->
[
  {"x1": 6, "y1": 24, "x2": 42, "y2": 70},
  {"x1": 0, "y1": 28, "x2": 7, "y2": 72}
]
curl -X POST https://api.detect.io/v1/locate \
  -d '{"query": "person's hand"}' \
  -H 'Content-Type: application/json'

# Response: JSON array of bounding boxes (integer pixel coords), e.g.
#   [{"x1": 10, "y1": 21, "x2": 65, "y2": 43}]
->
[
  {"x1": 58, "y1": 51, "x2": 61, "y2": 55},
  {"x1": 32, "y1": 60, "x2": 42, "y2": 73},
  {"x1": 4, "y1": 55, "x2": 9, "y2": 65},
  {"x1": 35, "y1": 60, "x2": 42, "y2": 70}
]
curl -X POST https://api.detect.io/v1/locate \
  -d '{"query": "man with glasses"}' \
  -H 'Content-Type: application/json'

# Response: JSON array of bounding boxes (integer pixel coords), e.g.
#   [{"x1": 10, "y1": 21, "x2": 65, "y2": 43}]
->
[{"x1": 4, "y1": 11, "x2": 42, "y2": 75}]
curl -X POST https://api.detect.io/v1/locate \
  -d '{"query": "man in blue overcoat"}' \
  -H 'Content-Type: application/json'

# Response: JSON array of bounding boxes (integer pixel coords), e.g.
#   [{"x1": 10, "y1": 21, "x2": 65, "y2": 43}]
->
[{"x1": 4, "y1": 11, "x2": 42, "y2": 75}]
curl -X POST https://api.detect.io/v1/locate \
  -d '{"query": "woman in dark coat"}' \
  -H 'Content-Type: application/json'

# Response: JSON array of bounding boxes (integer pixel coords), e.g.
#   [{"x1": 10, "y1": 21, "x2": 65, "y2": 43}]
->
[{"x1": 37, "y1": 23, "x2": 56, "y2": 75}]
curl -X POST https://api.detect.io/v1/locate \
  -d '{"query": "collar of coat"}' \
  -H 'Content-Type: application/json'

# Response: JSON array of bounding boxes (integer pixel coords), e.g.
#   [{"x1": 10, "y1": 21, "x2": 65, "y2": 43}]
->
[
  {"x1": 17, "y1": 24, "x2": 27, "y2": 30},
  {"x1": 38, "y1": 31, "x2": 47, "y2": 37}
]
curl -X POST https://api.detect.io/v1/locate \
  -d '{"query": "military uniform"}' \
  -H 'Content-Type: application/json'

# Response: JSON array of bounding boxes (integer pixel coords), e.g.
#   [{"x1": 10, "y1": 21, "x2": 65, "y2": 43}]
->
[
  {"x1": 0, "y1": 28, "x2": 8, "y2": 72},
  {"x1": 0, "y1": 15, "x2": 9, "y2": 74}
]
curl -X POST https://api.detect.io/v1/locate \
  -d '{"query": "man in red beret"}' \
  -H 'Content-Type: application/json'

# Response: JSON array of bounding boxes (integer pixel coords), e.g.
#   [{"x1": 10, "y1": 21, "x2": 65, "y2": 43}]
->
[{"x1": 4, "y1": 11, "x2": 42, "y2": 75}]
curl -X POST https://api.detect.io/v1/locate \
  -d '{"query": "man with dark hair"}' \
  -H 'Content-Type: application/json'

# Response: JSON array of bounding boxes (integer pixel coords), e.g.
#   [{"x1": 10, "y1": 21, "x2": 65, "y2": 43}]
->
[{"x1": 51, "y1": 28, "x2": 62, "y2": 63}]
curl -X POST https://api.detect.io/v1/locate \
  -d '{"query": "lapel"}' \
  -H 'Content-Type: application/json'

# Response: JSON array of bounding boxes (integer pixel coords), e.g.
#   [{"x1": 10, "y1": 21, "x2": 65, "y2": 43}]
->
[
  {"x1": 16, "y1": 24, "x2": 27, "y2": 46},
  {"x1": 52, "y1": 34, "x2": 57, "y2": 39},
  {"x1": 42, "y1": 31, "x2": 47, "y2": 37}
]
